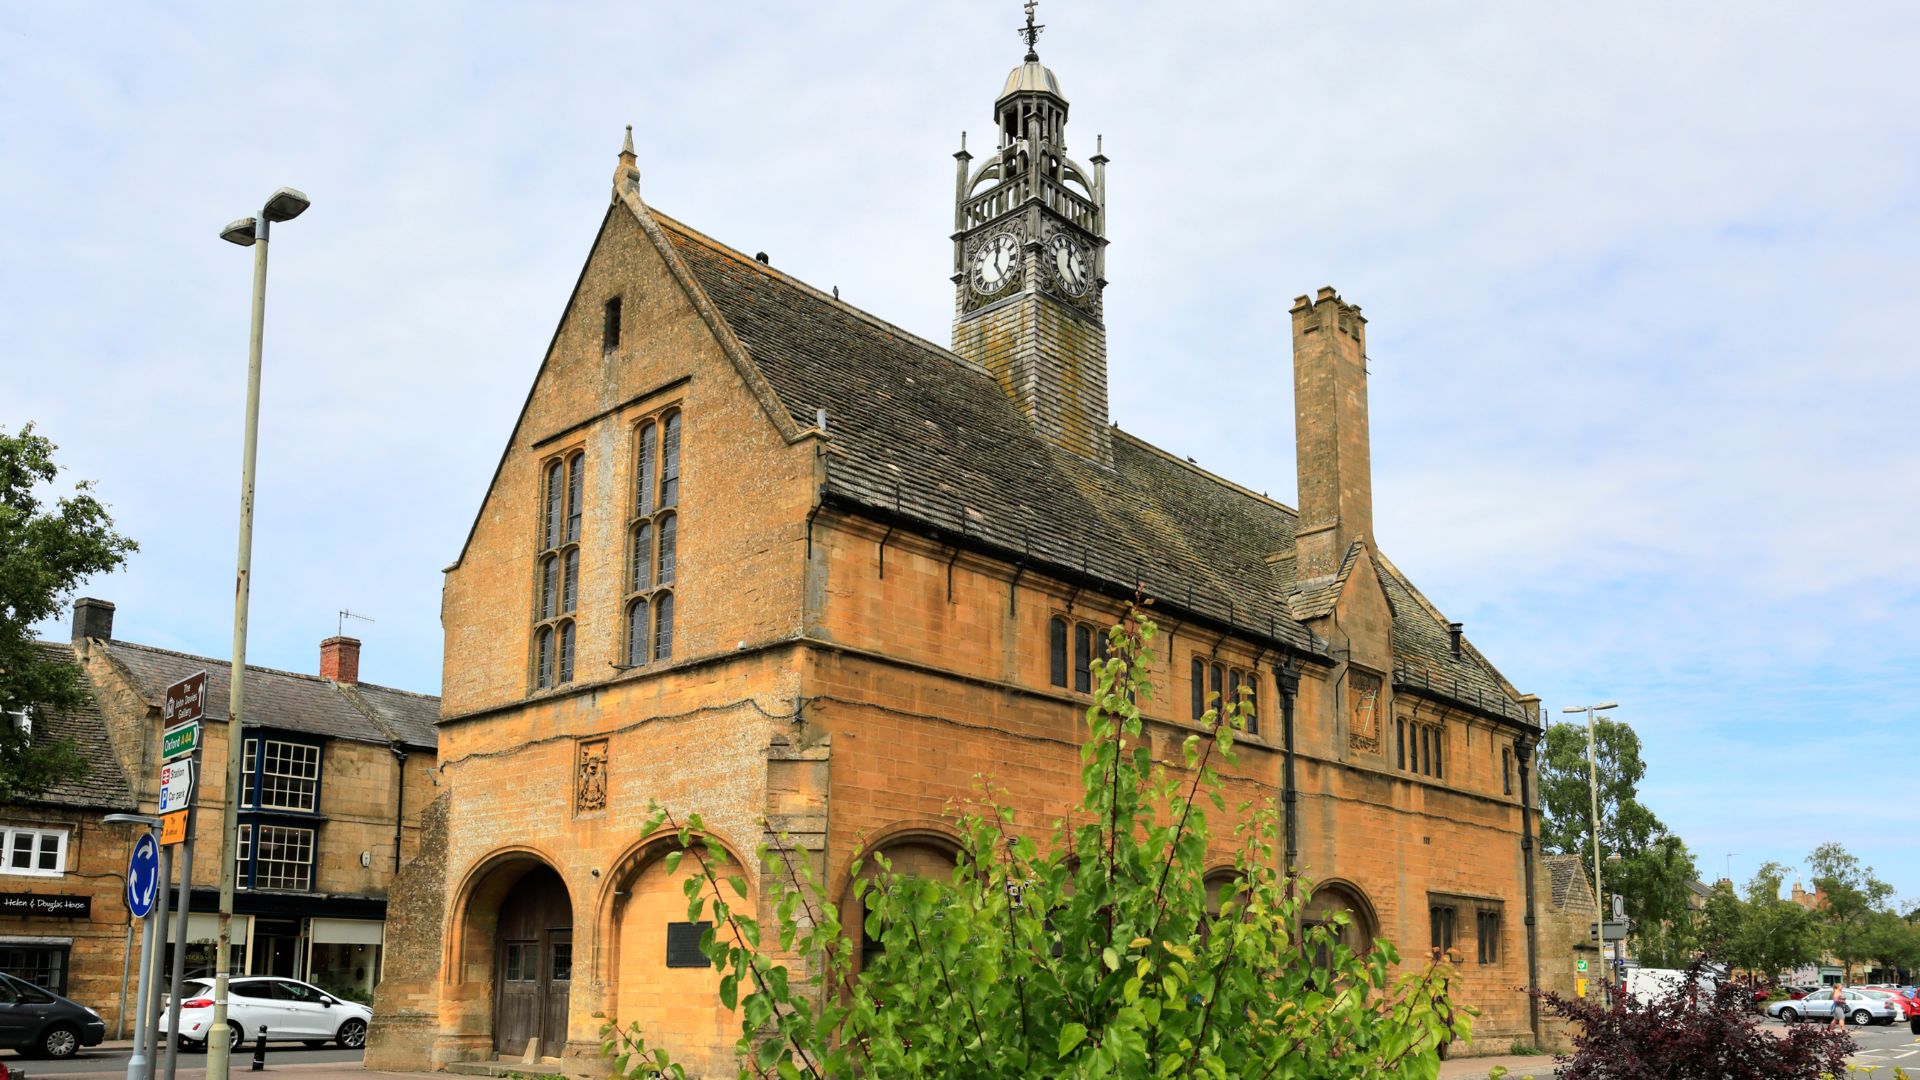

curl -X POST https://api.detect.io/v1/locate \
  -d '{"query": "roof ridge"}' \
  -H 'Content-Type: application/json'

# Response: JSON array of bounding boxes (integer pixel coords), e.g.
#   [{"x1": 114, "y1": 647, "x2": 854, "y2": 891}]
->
[
  {"x1": 97, "y1": 639, "x2": 436, "y2": 700},
  {"x1": 649, "y1": 211, "x2": 995, "y2": 381},
  {"x1": 328, "y1": 681, "x2": 404, "y2": 744},
  {"x1": 1111, "y1": 428, "x2": 1300, "y2": 518}
]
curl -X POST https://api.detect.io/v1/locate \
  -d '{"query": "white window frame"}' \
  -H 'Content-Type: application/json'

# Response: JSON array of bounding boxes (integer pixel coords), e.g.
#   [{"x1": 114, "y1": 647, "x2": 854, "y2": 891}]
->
[
  {"x1": 1, "y1": 827, "x2": 70, "y2": 878},
  {"x1": 251, "y1": 825, "x2": 314, "y2": 891},
  {"x1": 242, "y1": 738, "x2": 321, "y2": 813}
]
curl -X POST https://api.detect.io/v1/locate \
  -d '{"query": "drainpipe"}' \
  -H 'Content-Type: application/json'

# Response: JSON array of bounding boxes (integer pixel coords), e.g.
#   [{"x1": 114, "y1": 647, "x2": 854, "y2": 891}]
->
[
  {"x1": 390, "y1": 746, "x2": 408, "y2": 873},
  {"x1": 1514, "y1": 735, "x2": 1541, "y2": 1045},
  {"x1": 1272, "y1": 660, "x2": 1302, "y2": 886}
]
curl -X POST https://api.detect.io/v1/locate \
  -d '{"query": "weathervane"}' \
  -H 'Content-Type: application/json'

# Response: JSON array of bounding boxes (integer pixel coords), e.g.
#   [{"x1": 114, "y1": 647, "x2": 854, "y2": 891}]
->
[{"x1": 1019, "y1": 0, "x2": 1045, "y2": 61}]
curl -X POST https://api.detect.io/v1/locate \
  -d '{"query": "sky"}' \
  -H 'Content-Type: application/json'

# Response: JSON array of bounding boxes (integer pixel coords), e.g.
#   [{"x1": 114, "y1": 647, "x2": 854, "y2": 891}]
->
[{"x1": 4, "y1": 3, "x2": 1917, "y2": 901}]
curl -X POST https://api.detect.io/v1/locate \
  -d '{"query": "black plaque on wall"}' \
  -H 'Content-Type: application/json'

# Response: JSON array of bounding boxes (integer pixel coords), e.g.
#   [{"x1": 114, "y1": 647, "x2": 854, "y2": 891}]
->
[{"x1": 665, "y1": 921, "x2": 713, "y2": 968}]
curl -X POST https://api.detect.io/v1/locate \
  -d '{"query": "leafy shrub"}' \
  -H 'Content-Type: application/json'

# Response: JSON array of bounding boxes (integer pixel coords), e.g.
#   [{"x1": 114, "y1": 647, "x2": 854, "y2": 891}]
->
[
  {"x1": 603, "y1": 611, "x2": 1471, "y2": 1078},
  {"x1": 1534, "y1": 957, "x2": 1851, "y2": 1078}
]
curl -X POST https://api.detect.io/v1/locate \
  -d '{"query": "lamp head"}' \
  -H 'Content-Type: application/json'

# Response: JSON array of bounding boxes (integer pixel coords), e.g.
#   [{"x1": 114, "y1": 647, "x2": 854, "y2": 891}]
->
[
  {"x1": 103, "y1": 812, "x2": 162, "y2": 827},
  {"x1": 220, "y1": 217, "x2": 258, "y2": 247},
  {"x1": 262, "y1": 187, "x2": 311, "y2": 222}
]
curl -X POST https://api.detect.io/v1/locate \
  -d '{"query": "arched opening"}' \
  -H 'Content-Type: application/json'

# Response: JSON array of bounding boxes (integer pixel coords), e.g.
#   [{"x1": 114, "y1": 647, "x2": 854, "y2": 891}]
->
[
  {"x1": 1304, "y1": 881, "x2": 1379, "y2": 960},
  {"x1": 840, "y1": 836, "x2": 961, "y2": 973},
  {"x1": 490, "y1": 865, "x2": 572, "y2": 1058}
]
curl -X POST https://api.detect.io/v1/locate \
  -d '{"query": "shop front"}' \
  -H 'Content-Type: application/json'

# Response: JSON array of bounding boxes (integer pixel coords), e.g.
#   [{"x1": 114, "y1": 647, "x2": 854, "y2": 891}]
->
[{"x1": 167, "y1": 890, "x2": 385, "y2": 1004}]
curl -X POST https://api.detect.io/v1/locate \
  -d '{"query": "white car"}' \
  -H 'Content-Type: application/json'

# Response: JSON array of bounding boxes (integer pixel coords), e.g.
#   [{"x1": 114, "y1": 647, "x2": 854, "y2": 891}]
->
[{"x1": 160, "y1": 976, "x2": 371, "y2": 1051}]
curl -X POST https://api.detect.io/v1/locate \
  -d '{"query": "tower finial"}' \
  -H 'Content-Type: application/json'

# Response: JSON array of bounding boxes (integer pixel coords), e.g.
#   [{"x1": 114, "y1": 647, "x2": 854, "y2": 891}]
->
[
  {"x1": 1019, "y1": 0, "x2": 1044, "y2": 61},
  {"x1": 614, "y1": 123, "x2": 640, "y2": 198}
]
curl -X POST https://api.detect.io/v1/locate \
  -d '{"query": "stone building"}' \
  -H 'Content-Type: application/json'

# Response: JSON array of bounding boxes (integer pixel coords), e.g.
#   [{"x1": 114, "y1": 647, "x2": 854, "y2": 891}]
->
[
  {"x1": 0, "y1": 599, "x2": 439, "y2": 1020},
  {"x1": 0, "y1": 643, "x2": 139, "y2": 1030},
  {"x1": 370, "y1": 39, "x2": 1571, "y2": 1074}
]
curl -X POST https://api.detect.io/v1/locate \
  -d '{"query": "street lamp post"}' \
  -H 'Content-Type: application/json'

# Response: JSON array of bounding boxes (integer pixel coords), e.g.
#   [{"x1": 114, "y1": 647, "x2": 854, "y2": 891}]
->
[
  {"x1": 208, "y1": 187, "x2": 309, "y2": 1080},
  {"x1": 1563, "y1": 700, "x2": 1618, "y2": 1003}
]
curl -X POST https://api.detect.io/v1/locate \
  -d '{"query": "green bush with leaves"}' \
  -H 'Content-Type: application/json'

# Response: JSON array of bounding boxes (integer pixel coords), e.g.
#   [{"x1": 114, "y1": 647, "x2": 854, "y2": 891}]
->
[{"x1": 604, "y1": 611, "x2": 1470, "y2": 1078}]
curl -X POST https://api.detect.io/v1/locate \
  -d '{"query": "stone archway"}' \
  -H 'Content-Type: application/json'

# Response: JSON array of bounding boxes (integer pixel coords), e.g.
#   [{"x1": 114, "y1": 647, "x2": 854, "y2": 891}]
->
[
  {"x1": 493, "y1": 866, "x2": 572, "y2": 1058},
  {"x1": 1304, "y1": 880, "x2": 1380, "y2": 957},
  {"x1": 838, "y1": 833, "x2": 962, "y2": 972},
  {"x1": 445, "y1": 852, "x2": 573, "y2": 1062}
]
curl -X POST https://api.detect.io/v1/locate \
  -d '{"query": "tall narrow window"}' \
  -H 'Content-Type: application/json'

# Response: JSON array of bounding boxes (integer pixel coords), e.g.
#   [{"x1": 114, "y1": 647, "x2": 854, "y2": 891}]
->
[
  {"x1": 1244, "y1": 677, "x2": 1259, "y2": 735},
  {"x1": 544, "y1": 461, "x2": 564, "y2": 550},
  {"x1": 1477, "y1": 911, "x2": 1500, "y2": 964},
  {"x1": 566, "y1": 455, "x2": 584, "y2": 543},
  {"x1": 657, "y1": 513, "x2": 677, "y2": 584},
  {"x1": 558, "y1": 621, "x2": 575, "y2": 683},
  {"x1": 1429, "y1": 905, "x2": 1456, "y2": 956},
  {"x1": 536, "y1": 627, "x2": 555, "y2": 689},
  {"x1": 653, "y1": 592, "x2": 674, "y2": 661},
  {"x1": 1073, "y1": 624, "x2": 1092, "y2": 693},
  {"x1": 533, "y1": 450, "x2": 585, "y2": 690},
  {"x1": 635, "y1": 422, "x2": 657, "y2": 516},
  {"x1": 1502, "y1": 748, "x2": 1513, "y2": 796},
  {"x1": 1210, "y1": 664, "x2": 1224, "y2": 717},
  {"x1": 623, "y1": 409, "x2": 683, "y2": 670},
  {"x1": 1432, "y1": 728, "x2": 1444, "y2": 779},
  {"x1": 1397, "y1": 719, "x2": 1407, "y2": 769},
  {"x1": 603, "y1": 296, "x2": 622, "y2": 354},
  {"x1": 540, "y1": 556, "x2": 559, "y2": 620},
  {"x1": 1049, "y1": 617, "x2": 1068, "y2": 688},
  {"x1": 626, "y1": 598, "x2": 649, "y2": 666},
  {"x1": 1190, "y1": 658, "x2": 1205, "y2": 719},
  {"x1": 660, "y1": 412, "x2": 681, "y2": 508}
]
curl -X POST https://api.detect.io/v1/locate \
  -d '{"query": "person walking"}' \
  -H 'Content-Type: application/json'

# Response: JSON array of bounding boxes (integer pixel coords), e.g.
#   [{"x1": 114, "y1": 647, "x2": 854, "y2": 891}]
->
[{"x1": 1829, "y1": 984, "x2": 1848, "y2": 1028}]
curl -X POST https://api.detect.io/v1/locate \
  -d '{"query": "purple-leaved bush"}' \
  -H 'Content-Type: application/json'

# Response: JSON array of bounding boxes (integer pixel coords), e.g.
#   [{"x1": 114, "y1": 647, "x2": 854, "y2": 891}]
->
[{"x1": 1535, "y1": 957, "x2": 1853, "y2": 1079}]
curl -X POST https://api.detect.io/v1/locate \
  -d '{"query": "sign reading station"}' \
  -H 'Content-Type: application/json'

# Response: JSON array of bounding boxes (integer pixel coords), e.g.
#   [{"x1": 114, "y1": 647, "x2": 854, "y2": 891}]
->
[{"x1": 158, "y1": 759, "x2": 194, "y2": 813}]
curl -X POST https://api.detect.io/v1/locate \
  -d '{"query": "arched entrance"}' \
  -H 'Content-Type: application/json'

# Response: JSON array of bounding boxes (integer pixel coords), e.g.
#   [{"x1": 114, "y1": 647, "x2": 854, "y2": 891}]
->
[
  {"x1": 1304, "y1": 881, "x2": 1380, "y2": 958},
  {"x1": 492, "y1": 866, "x2": 572, "y2": 1057}
]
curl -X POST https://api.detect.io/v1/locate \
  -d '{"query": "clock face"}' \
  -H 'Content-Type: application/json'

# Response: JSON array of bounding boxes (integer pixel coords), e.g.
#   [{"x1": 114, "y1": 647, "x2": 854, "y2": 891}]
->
[
  {"x1": 971, "y1": 233, "x2": 1020, "y2": 294},
  {"x1": 1050, "y1": 233, "x2": 1090, "y2": 296}
]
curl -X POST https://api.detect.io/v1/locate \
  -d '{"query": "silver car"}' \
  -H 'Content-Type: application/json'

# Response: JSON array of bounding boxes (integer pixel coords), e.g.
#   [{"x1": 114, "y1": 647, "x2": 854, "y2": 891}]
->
[{"x1": 1769, "y1": 987, "x2": 1899, "y2": 1026}]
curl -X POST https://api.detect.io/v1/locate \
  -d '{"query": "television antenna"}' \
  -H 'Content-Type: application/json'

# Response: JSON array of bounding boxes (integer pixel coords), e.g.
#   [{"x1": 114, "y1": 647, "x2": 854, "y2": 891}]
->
[{"x1": 337, "y1": 609, "x2": 376, "y2": 636}]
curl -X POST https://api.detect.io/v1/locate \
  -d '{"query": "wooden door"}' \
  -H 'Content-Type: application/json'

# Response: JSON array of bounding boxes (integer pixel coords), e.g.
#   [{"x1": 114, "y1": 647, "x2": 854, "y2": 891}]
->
[{"x1": 493, "y1": 867, "x2": 571, "y2": 1057}]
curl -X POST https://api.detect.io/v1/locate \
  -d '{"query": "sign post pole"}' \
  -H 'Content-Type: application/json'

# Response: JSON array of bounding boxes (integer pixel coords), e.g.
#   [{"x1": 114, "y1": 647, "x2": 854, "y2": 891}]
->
[
  {"x1": 156, "y1": 674, "x2": 207, "y2": 1080},
  {"x1": 124, "y1": 831, "x2": 160, "y2": 1080},
  {"x1": 142, "y1": 843, "x2": 171, "y2": 1080}
]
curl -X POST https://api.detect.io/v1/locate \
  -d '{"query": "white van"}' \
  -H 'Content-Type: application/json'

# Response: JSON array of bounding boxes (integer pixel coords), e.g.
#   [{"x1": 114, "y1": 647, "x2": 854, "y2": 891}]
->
[{"x1": 1625, "y1": 967, "x2": 1717, "y2": 1007}]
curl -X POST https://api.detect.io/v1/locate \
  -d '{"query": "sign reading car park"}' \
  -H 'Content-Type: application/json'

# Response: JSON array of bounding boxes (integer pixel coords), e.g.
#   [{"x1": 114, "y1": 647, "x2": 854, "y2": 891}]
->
[
  {"x1": 162, "y1": 671, "x2": 208, "y2": 726},
  {"x1": 158, "y1": 759, "x2": 194, "y2": 812}
]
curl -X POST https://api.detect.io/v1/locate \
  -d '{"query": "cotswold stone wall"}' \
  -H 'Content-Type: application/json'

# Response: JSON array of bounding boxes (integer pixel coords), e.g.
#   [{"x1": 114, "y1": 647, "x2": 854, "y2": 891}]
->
[{"x1": 366, "y1": 792, "x2": 449, "y2": 1071}]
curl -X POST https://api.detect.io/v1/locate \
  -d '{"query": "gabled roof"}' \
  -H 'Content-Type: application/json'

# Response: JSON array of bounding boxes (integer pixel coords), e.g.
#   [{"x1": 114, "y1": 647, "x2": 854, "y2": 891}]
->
[
  {"x1": 632, "y1": 202, "x2": 1533, "y2": 724},
  {"x1": 15, "y1": 643, "x2": 137, "y2": 811},
  {"x1": 99, "y1": 640, "x2": 437, "y2": 749}
]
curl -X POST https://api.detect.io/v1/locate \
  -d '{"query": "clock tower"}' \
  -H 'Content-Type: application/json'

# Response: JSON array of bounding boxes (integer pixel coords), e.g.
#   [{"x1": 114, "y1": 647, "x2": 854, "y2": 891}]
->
[{"x1": 951, "y1": 7, "x2": 1111, "y2": 463}]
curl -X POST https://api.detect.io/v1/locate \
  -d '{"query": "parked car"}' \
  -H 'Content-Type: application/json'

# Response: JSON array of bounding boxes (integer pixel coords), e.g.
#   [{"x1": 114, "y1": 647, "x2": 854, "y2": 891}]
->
[
  {"x1": 159, "y1": 977, "x2": 370, "y2": 1052},
  {"x1": 0, "y1": 972, "x2": 106, "y2": 1058},
  {"x1": 1856, "y1": 988, "x2": 1914, "y2": 1019},
  {"x1": 1768, "y1": 987, "x2": 1900, "y2": 1026}
]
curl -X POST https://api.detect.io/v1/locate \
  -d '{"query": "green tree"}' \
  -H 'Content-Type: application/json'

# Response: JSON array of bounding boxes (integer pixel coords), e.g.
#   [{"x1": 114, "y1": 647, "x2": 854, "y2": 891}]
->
[
  {"x1": 1612, "y1": 832, "x2": 1701, "y2": 968},
  {"x1": 1708, "y1": 863, "x2": 1819, "y2": 981},
  {"x1": 0, "y1": 423, "x2": 137, "y2": 802},
  {"x1": 1805, "y1": 842, "x2": 1895, "y2": 983},
  {"x1": 1538, "y1": 718, "x2": 1684, "y2": 963},
  {"x1": 605, "y1": 612, "x2": 1471, "y2": 1078}
]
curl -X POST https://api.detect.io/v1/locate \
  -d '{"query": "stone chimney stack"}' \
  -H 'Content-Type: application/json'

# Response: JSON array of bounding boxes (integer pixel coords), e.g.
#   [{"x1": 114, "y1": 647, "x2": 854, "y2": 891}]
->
[
  {"x1": 1291, "y1": 287, "x2": 1373, "y2": 581},
  {"x1": 72, "y1": 597, "x2": 115, "y2": 645},
  {"x1": 320, "y1": 636, "x2": 361, "y2": 685}
]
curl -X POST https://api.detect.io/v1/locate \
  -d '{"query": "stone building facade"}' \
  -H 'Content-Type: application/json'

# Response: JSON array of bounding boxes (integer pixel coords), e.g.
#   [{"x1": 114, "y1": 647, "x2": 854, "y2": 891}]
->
[
  {"x1": 370, "y1": 42, "x2": 1575, "y2": 1074},
  {"x1": 0, "y1": 599, "x2": 439, "y2": 1025}
]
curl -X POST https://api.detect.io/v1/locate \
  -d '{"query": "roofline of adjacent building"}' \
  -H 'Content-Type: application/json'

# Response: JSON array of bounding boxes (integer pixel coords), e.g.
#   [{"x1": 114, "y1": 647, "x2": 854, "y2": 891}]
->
[{"x1": 77, "y1": 638, "x2": 439, "y2": 750}]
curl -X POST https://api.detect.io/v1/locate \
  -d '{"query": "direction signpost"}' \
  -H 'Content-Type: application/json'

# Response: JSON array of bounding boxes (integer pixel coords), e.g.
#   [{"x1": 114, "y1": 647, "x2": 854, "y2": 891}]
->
[
  {"x1": 157, "y1": 672, "x2": 207, "y2": 1080},
  {"x1": 125, "y1": 834, "x2": 160, "y2": 1080}
]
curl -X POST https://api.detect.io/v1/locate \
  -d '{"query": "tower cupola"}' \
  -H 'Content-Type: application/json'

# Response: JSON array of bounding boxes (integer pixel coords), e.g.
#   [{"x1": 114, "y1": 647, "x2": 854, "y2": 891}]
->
[{"x1": 950, "y1": 2, "x2": 1112, "y2": 463}]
